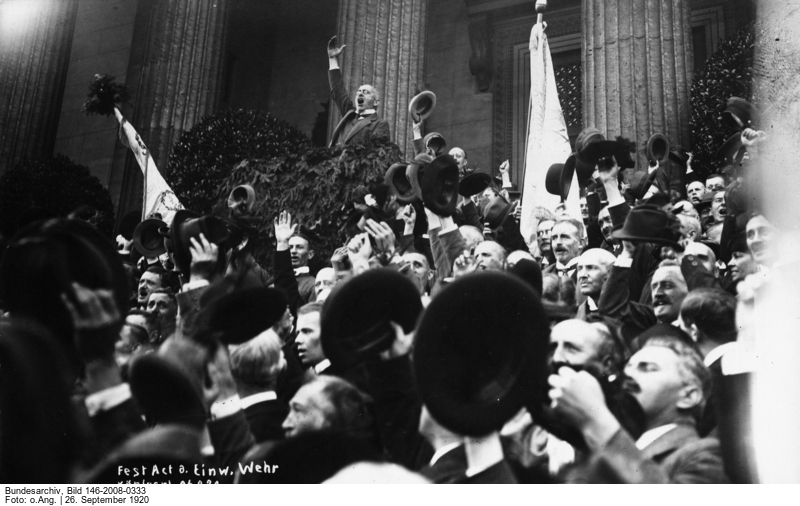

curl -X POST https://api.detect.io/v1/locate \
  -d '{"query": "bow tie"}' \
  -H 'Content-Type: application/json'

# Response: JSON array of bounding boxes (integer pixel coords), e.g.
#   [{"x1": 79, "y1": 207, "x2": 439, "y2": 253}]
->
[{"x1": 557, "y1": 267, "x2": 572, "y2": 277}]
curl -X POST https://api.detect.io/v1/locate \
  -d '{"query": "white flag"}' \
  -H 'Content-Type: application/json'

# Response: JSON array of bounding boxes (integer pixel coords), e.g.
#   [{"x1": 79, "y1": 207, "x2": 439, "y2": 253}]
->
[
  {"x1": 115, "y1": 108, "x2": 183, "y2": 226},
  {"x1": 520, "y1": 22, "x2": 577, "y2": 242}
]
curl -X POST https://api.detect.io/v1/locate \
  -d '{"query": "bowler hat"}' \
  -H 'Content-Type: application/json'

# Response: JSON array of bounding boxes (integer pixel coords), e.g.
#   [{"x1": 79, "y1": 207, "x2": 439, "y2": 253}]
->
[
  {"x1": 421, "y1": 154, "x2": 459, "y2": 216},
  {"x1": 459, "y1": 172, "x2": 492, "y2": 197},
  {"x1": 669, "y1": 146, "x2": 690, "y2": 167},
  {"x1": 413, "y1": 272, "x2": 550, "y2": 436},
  {"x1": 483, "y1": 196, "x2": 512, "y2": 230},
  {"x1": 385, "y1": 162, "x2": 418, "y2": 204},
  {"x1": 724, "y1": 97, "x2": 759, "y2": 130},
  {"x1": 646, "y1": 134, "x2": 670, "y2": 164},
  {"x1": 129, "y1": 353, "x2": 206, "y2": 430},
  {"x1": 422, "y1": 132, "x2": 446, "y2": 156},
  {"x1": 227, "y1": 184, "x2": 256, "y2": 214},
  {"x1": 133, "y1": 218, "x2": 167, "y2": 257},
  {"x1": 206, "y1": 287, "x2": 288, "y2": 345},
  {"x1": 611, "y1": 204, "x2": 683, "y2": 250},
  {"x1": 717, "y1": 132, "x2": 746, "y2": 163},
  {"x1": 170, "y1": 210, "x2": 231, "y2": 276},
  {"x1": 545, "y1": 158, "x2": 574, "y2": 201},
  {"x1": 408, "y1": 91, "x2": 436, "y2": 123},
  {"x1": 321, "y1": 268, "x2": 423, "y2": 370}
]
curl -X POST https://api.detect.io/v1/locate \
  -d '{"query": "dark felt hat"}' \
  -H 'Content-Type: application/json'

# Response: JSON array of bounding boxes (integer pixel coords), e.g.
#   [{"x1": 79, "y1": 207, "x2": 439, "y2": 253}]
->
[
  {"x1": 132, "y1": 218, "x2": 167, "y2": 257},
  {"x1": 458, "y1": 172, "x2": 492, "y2": 197},
  {"x1": 631, "y1": 169, "x2": 660, "y2": 200},
  {"x1": 509, "y1": 258, "x2": 543, "y2": 296},
  {"x1": 578, "y1": 137, "x2": 636, "y2": 174},
  {"x1": 422, "y1": 132, "x2": 446, "y2": 156},
  {"x1": 118, "y1": 211, "x2": 141, "y2": 241},
  {"x1": 694, "y1": 191, "x2": 716, "y2": 214},
  {"x1": 413, "y1": 272, "x2": 550, "y2": 436},
  {"x1": 611, "y1": 204, "x2": 683, "y2": 250},
  {"x1": 545, "y1": 157, "x2": 574, "y2": 201},
  {"x1": 724, "y1": 97, "x2": 759, "y2": 130},
  {"x1": 646, "y1": 133, "x2": 671, "y2": 164},
  {"x1": 129, "y1": 353, "x2": 206, "y2": 430},
  {"x1": 483, "y1": 196, "x2": 512, "y2": 231},
  {"x1": 321, "y1": 268, "x2": 423, "y2": 370},
  {"x1": 227, "y1": 184, "x2": 256, "y2": 214},
  {"x1": 408, "y1": 91, "x2": 437, "y2": 123},
  {"x1": 421, "y1": 154, "x2": 460, "y2": 217},
  {"x1": 171, "y1": 210, "x2": 232, "y2": 276},
  {"x1": 206, "y1": 287, "x2": 288, "y2": 345},
  {"x1": 385, "y1": 162, "x2": 418, "y2": 204},
  {"x1": 717, "y1": 132, "x2": 746, "y2": 163},
  {"x1": 669, "y1": 145, "x2": 690, "y2": 167}
]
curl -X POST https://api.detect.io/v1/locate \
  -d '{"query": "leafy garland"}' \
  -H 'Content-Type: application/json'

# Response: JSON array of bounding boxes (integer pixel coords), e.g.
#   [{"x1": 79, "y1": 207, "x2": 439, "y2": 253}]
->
[{"x1": 82, "y1": 74, "x2": 130, "y2": 117}]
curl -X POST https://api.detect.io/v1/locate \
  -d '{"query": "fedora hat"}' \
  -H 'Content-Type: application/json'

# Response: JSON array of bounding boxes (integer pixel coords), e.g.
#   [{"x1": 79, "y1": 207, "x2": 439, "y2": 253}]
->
[
  {"x1": 630, "y1": 169, "x2": 660, "y2": 200},
  {"x1": 133, "y1": 218, "x2": 167, "y2": 257},
  {"x1": 724, "y1": 97, "x2": 759, "y2": 130},
  {"x1": 483, "y1": 196, "x2": 512, "y2": 230},
  {"x1": 227, "y1": 184, "x2": 256, "y2": 214},
  {"x1": 129, "y1": 353, "x2": 206, "y2": 430},
  {"x1": 546, "y1": 161, "x2": 569, "y2": 201},
  {"x1": 669, "y1": 145, "x2": 689, "y2": 167},
  {"x1": 170, "y1": 210, "x2": 231, "y2": 276},
  {"x1": 611, "y1": 204, "x2": 683, "y2": 250},
  {"x1": 421, "y1": 154, "x2": 460, "y2": 216},
  {"x1": 385, "y1": 162, "x2": 418, "y2": 204},
  {"x1": 578, "y1": 137, "x2": 637, "y2": 174},
  {"x1": 413, "y1": 272, "x2": 550, "y2": 436},
  {"x1": 646, "y1": 134, "x2": 671, "y2": 164},
  {"x1": 458, "y1": 171, "x2": 492, "y2": 197},
  {"x1": 205, "y1": 287, "x2": 288, "y2": 345},
  {"x1": 717, "y1": 132, "x2": 746, "y2": 163},
  {"x1": 422, "y1": 132, "x2": 446, "y2": 156},
  {"x1": 408, "y1": 91, "x2": 436, "y2": 123},
  {"x1": 321, "y1": 268, "x2": 422, "y2": 370}
]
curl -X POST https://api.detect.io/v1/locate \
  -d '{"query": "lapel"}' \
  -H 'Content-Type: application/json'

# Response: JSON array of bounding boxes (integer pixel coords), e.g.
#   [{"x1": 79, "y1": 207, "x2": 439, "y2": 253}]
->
[
  {"x1": 330, "y1": 110, "x2": 356, "y2": 148},
  {"x1": 344, "y1": 113, "x2": 376, "y2": 143},
  {"x1": 641, "y1": 424, "x2": 699, "y2": 461}
]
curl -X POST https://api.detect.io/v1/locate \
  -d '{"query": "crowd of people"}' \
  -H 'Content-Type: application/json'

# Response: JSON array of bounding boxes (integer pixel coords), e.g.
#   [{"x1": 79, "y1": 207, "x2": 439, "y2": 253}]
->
[{"x1": 0, "y1": 38, "x2": 780, "y2": 485}]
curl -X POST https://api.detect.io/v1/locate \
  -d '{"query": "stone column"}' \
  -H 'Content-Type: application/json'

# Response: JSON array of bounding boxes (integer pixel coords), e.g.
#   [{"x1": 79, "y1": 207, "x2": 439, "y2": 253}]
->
[
  {"x1": 0, "y1": 0, "x2": 78, "y2": 173},
  {"x1": 329, "y1": 0, "x2": 428, "y2": 158},
  {"x1": 114, "y1": 0, "x2": 230, "y2": 214},
  {"x1": 582, "y1": 0, "x2": 693, "y2": 169}
]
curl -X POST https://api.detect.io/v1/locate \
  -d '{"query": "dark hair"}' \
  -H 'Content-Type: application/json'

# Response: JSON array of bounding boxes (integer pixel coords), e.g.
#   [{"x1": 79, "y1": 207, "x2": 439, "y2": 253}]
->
[
  {"x1": 149, "y1": 287, "x2": 177, "y2": 303},
  {"x1": 680, "y1": 288, "x2": 737, "y2": 345},
  {"x1": 582, "y1": 314, "x2": 630, "y2": 375},
  {"x1": 642, "y1": 336, "x2": 710, "y2": 422},
  {"x1": 298, "y1": 301, "x2": 324, "y2": 317},
  {"x1": 314, "y1": 376, "x2": 376, "y2": 438},
  {"x1": 541, "y1": 273, "x2": 576, "y2": 309}
]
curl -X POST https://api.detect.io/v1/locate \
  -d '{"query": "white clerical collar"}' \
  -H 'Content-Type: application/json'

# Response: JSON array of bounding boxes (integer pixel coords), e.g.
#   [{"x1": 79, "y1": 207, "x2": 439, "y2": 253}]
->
[
  {"x1": 636, "y1": 424, "x2": 678, "y2": 450},
  {"x1": 358, "y1": 109, "x2": 376, "y2": 116},
  {"x1": 294, "y1": 266, "x2": 309, "y2": 276},
  {"x1": 314, "y1": 359, "x2": 331, "y2": 374},
  {"x1": 429, "y1": 442, "x2": 463, "y2": 466},
  {"x1": 239, "y1": 391, "x2": 277, "y2": 410}
]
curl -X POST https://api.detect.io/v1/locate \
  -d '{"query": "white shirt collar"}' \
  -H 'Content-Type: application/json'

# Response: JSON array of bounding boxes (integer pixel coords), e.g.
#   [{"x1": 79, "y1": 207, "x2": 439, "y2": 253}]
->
[
  {"x1": 358, "y1": 108, "x2": 376, "y2": 116},
  {"x1": 429, "y1": 442, "x2": 463, "y2": 466},
  {"x1": 294, "y1": 266, "x2": 310, "y2": 276},
  {"x1": 239, "y1": 391, "x2": 277, "y2": 410},
  {"x1": 704, "y1": 342, "x2": 737, "y2": 367},
  {"x1": 586, "y1": 296, "x2": 598, "y2": 311},
  {"x1": 314, "y1": 358, "x2": 331, "y2": 374},
  {"x1": 556, "y1": 257, "x2": 580, "y2": 271},
  {"x1": 636, "y1": 424, "x2": 678, "y2": 450}
]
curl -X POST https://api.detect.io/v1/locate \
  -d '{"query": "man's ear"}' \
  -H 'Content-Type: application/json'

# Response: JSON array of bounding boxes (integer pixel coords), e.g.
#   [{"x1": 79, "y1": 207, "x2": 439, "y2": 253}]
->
[
  {"x1": 308, "y1": 250, "x2": 315, "y2": 260},
  {"x1": 676, "y1": 384, "x2": 703, "y2": 411}
]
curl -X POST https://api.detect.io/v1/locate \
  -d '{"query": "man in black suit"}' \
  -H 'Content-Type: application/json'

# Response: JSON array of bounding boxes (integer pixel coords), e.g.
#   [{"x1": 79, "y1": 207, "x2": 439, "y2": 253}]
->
[
  {"x1": 229, "y1": 329, "x2": 289, "y2": 443},
  {"x1": 327, "y1": 36, "x2": 390, "y2": 148}
]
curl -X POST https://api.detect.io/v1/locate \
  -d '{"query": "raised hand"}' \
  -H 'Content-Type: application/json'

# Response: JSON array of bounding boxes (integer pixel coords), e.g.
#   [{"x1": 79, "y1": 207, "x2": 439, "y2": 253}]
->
[
  {"x1": 189, "y1": 232, "x2": 219, "y2": 283},
  {"x1": 327, "y1": 36, "x2": 346, "y2": 58},
  {"x1": 453, "y1": 250, "x2": 478, "y2": 279},
  {"x1": 379, "y1": 321, "x2": 415, "y2": 361},
  {"x1": 741, "y1": 128, "x2": 766, "y2": 147},
  {"x1": 364, "y1": 219, "x2": 396, "y2": 257},
  {"x1": 274, "y1": 210, "x2": 297, "y2": 248},
  {"x1": 401, "y1": 205, "x2": 417, "y2": 235},
  {"x1": 499, "y1": 160, "x2": 510, "y2": 174},
  {"x1": 203, "y1": 344, "x2": 238, "y2": 408},
  {"x1": 347, "y1": 232, "x2": 372, "y2": 263},
  {"x1": 62, "y1": 283, "x2": 122, "y2": 364}
]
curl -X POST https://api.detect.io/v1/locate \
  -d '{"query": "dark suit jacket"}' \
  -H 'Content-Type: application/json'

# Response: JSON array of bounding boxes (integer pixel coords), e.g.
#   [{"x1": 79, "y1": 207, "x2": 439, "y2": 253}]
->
[
  {"x1": 244, "y1": 399, "x2": 289, "y2": 443},
  {"x1": 419, "y1": 444, "x2": 467, "y2": 484},
  {"x1": 328, "y1": 69, "x2": 390, "y2": 148},
  {"x1": 578, "y1": 424, "x2": 728, "y2": 483}
]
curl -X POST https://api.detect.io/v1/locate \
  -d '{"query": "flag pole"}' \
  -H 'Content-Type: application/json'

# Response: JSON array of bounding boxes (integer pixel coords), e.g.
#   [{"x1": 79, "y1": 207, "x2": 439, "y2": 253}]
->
[{"x1": 536, "y1": 0, "x2": 547, "y2": 24}]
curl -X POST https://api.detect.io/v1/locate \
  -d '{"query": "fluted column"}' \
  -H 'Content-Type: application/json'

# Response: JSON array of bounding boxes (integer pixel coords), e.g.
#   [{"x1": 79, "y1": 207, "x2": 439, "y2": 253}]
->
[
  {"x1": 582, "y1": 0, "x2": 693, "y2": 169},
  {"x1": 0, "y1": 0, "x2": 78, "y2": 173},
  {"x1": 329, "y1": 0, "x2": 427, "y2": 158}
]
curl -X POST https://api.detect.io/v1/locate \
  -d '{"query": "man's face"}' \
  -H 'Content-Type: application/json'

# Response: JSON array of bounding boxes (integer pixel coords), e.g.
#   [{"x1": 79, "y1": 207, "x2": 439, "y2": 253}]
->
[
  {"x1": 580, "y1": 198, "x2": 589, "y2": 223},
  {"x1": 728, "y1": 250, "x2": 756, "y2": 282},
  {"x1": 401, "y1": 253, "x2": 431, "y2": 293},
  {"x1": 705, "y1": 176, "x2": 725, "y2": 193},
  {"x1": 624, "y1": 346, "x2": 688, "y2": 424},
  {"x1": 577, "y1": 253, "x2": 611, "y2": 299},
  {"x1": 115, "y1": 324, "x2": 146, "y2": 368},
  {"x1": 289, "y1": 236, "x2": 313, "y2": 268},
  {"x1": 354, "y1": 84, "x2": 378, "y2": 113},
  {"x1": 474, "y1": 241, "x2": 505, "y2": 271},
  {"x1": 137, "y1": 271, "x2": 163, "y2": 305},
  {"x1": 710, "y1": 191, "x2": 726, "y2": 222},
  {"x1": 537, "y1": 220, "x2": 555, "y2": 254},
  {"x1": 597, "y1": 208, "x2": 614, "y2": 244},
  {"x1": 549, "y1": 320, "x2": 606, "y2": 371},
  {"x1": 146, "y1": 293, "x2": 175, "y2": 320},
  {"x1": 651, "y1": 267, "x2": 688, "y2": 323},
  {"x1": 296, "y1": 311, "x2": 324, "y2": 367},
  {"x1": 449, "y1": 148, "x2": 467, "y2": 170},
  {"x1": 282, "y1": 382, "x2": 333, "y2": 438},
  {"x1": 314, "y1": 268, "x2": 336, "y2": 297},
  {"x1": 746, "y1": 215, "x2": 776, "y2": 266},
  {"x1": 686, "y1": 182, "x2": 706, "y2": 204},
  {"x1": 551, "y1": 222, "x2": 583, "y2": 265}
]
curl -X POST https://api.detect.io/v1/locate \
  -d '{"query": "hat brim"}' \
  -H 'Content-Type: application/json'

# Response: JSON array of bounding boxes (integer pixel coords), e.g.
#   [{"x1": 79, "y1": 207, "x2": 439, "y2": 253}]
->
[
  {"x1": 408, "y1": 91, "x2": 436, "y2": 123},
  {"x1": 459, "y1": 172, "x2": 492, "y2": 197},
  {"x1": 716, "y1": 133, "x2": 746, "y2": 163},
  {"x1": 170, "y1": 210, "x2": 201, "y2": 276},
  {"x1": 133, "y1": 219, "x2": 167, "y2": 258},
  {"x1": 385, "y1": 162, "x2": 417, "y2": 204},
  {"x1": 610, "y1": 229, "x2": 684, "y2": 252},
  {"x1": 421, "y1": 154, "x2": 459, "y2": 217},
  {"x1": 646, "y1": 134, "x2": 671, "y2": 163},
  {"x1": 228, "y1": 185, "x2": 256, "y2": 213}
]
